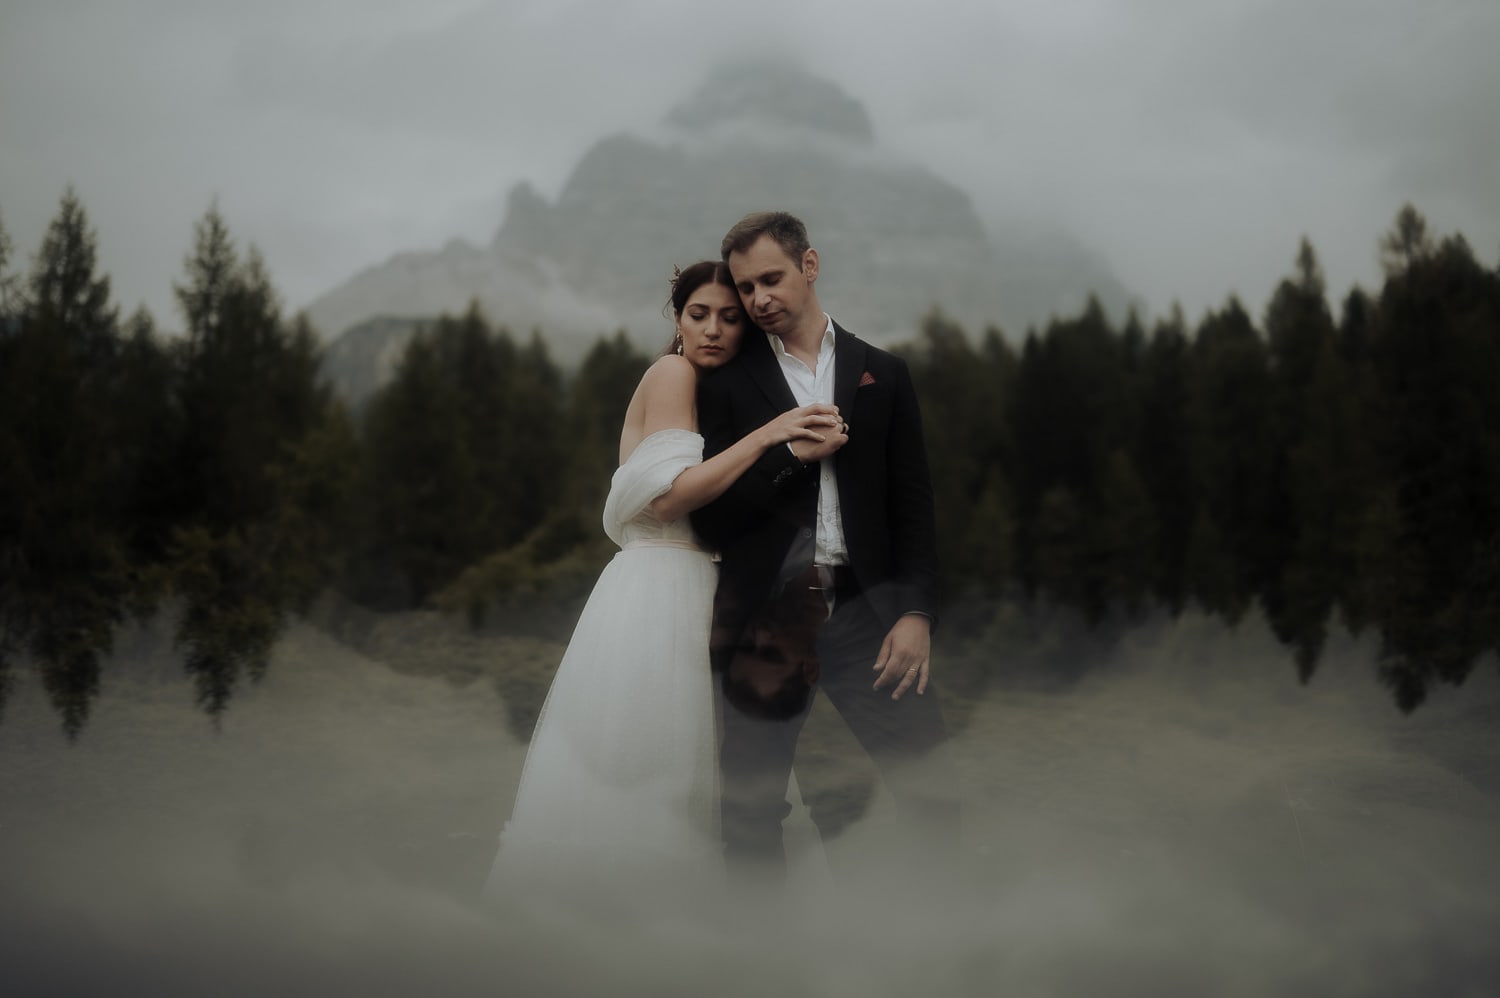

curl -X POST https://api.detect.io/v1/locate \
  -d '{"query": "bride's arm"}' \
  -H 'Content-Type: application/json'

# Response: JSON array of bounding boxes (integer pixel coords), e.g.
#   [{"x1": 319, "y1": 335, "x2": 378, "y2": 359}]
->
[{"x1": 638, "y1": 356, "x2": 839, "y2": 523}]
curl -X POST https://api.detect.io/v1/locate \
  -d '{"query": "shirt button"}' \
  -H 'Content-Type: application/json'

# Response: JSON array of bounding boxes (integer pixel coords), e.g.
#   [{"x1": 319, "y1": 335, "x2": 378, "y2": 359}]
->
[{"x1": 801, "y1": 528, "x2": 813, "y2": 539}]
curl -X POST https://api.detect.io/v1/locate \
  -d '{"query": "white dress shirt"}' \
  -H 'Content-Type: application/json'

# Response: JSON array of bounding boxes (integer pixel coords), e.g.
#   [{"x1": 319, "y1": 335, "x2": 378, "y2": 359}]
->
[{"x1": 767, "y1": 314, "x2": 847, "y2": 567}]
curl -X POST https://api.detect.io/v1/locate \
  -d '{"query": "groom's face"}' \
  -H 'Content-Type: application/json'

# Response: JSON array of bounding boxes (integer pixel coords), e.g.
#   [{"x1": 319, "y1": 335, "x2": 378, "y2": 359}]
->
[{"x1": 727, "y1": 234, "x2": 818, "y2": 339}]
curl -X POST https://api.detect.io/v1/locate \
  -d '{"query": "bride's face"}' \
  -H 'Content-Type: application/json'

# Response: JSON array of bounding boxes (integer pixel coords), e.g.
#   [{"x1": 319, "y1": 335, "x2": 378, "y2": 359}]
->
[{"x1": 676, "y1": 282, "x2": 745, "y2": 371}]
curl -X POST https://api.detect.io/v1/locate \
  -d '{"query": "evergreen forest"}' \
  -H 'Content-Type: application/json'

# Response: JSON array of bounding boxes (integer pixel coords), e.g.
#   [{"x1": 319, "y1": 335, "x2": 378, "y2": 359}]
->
[{"x1": 2, "y1": 192, "x2": 1498, "y2": 736}]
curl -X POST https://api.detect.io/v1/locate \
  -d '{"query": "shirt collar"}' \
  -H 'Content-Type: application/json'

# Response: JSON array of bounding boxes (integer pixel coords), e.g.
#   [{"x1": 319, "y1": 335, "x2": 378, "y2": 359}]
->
[{"x1": 766, "y1": 313, "x2": 837, "y2": 358}]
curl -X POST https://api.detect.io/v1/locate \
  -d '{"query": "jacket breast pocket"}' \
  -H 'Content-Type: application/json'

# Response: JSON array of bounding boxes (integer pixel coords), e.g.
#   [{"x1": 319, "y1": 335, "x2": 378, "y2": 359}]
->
[{"x1": 850, "y1": 382, "x2": 893, "y2": 435}]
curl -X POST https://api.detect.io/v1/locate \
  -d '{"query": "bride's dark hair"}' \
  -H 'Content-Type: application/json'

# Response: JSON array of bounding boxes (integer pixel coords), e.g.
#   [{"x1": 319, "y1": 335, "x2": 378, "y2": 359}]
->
[{"x1": 661, "y1": 260, "x2": 737, "y2": 357}]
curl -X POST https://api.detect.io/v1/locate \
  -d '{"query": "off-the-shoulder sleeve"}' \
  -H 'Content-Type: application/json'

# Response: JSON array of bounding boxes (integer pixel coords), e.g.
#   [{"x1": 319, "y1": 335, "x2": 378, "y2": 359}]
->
[{"x1": 601, "y1": 428, "x2": 704, "y2": 546}]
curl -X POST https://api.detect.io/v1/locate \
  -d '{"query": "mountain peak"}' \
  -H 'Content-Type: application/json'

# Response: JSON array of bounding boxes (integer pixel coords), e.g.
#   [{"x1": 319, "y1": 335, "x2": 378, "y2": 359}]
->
[
  {"x1": 664, "y1": 61, "x2": 875, "y2": 145},
  {"x1": 310, "y1": 63, "x2": 1133, "y2": 391}
]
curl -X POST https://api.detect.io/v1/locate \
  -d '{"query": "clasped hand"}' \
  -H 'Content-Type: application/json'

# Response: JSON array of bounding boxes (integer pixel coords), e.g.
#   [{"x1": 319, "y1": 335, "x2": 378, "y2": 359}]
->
[{"x1": 776, "y1": 404, "x2": 847, "y2": 464}]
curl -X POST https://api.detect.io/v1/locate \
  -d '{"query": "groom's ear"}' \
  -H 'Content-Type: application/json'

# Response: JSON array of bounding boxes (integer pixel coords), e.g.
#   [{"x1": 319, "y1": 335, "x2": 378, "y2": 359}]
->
[{"x1": 802, "y1": 248, "x2": 819, "y2": 283}]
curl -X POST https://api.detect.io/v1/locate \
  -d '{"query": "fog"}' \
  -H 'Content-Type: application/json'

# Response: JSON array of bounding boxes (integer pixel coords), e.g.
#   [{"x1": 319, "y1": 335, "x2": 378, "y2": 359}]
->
[
  {"x1": 4, "y1": 611, "x2": 1498, "y2": 996},
  {"x1": 2, "y1": 0, "x2": 1498, "y2": 331}
]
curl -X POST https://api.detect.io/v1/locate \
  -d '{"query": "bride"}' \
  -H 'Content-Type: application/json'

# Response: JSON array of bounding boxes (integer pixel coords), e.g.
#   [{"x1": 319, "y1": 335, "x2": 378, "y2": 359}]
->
[{"x1": 483, "y1": 260, "x2": 840, "y2": 911}]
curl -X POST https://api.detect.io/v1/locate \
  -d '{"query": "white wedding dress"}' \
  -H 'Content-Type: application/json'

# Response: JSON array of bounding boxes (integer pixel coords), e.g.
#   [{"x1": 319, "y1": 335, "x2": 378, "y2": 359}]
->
[{"x1": 483, "y1": 429, "x2": 722, "y2": 910}]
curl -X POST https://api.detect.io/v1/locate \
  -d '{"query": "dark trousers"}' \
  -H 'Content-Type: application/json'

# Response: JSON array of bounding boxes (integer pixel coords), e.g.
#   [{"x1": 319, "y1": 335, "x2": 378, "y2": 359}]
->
[{"x1": 718, "y1": 581, "x2": 959, "y2": 879}]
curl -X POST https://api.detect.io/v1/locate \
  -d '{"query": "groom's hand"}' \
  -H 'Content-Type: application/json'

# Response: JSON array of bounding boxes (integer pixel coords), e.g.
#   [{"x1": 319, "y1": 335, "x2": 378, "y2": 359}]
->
[
  {"x1": 789, "y1": 422, "x2": 848, "y2": 464},
  {"x1": 872, "y1": 613, "x2": 931, "y2": 700}
]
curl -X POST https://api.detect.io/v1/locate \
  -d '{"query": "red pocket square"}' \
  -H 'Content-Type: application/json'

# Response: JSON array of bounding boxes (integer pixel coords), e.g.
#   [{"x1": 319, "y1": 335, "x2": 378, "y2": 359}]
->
[{"x1": 858, "y1": 371, "x2": 876, "y2": 387}]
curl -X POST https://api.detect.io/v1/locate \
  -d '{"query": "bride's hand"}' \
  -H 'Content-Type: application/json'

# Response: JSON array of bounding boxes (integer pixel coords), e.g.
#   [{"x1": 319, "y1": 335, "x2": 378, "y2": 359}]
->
[{"x1": 760, "y1": 404, "x2": 844, "y2": 449}]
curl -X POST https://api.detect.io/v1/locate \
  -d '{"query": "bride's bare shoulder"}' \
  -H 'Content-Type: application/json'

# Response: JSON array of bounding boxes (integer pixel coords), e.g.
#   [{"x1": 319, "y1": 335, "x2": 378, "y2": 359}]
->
[
  {"x1": 637, "y1": 354, "x2": 696, "y2": 395},
  {"x1": 619, "y1": 356, "x2": 696, "y2": 462}
]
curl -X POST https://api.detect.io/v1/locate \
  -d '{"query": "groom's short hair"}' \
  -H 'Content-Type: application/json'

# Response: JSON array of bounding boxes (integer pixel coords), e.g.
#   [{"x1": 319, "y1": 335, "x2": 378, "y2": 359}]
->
[{"x1": 721, "y1": 211, "x2": 811, "y2": 270}]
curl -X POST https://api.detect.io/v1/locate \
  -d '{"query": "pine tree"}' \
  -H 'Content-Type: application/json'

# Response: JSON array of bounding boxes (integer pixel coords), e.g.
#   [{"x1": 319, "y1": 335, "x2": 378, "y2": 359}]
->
[
  {"x1": 963, "y1": 468, "x2": 1015, "y2": 599},
  {"x1": 1186, "y1": 297, "x2": 1272, "y2": 623},
  {"x1": 1379, "y1": 203, "x2": 1435, "y2": 277},
  {"x1": 0, "y1": 208, "x2": 24, "y2": 324},
  {"x1": 1134, "y1": 309, "x2": 1195, "y2": 611},
  {"x1": 560, "y1": 330, "x2": 651, "y2": 519},
  {"x1": 1, "y1": 190, "x2": 130, "y2": 735},
  {"x1": 0, "y1": 208, "x2": 23, "y2": 719},
  {"x1": 167, "y1": 207, "x2": 352, "y2": 717},
  {"x1": 431, "y1": 312, "x2": 573, "y2": 618},
  {"x1": 902, "y1": 310, "x2": 1016, "y2": 597},
  {"x1": 1262, "y1": 239, "x2": 1340, "y2": 668},
  {"x1": 1184, "y1": 509, "x2": 1236, "y2": 618},
  {"x1": 1333, "y1": 286, "x2": 1381, "y2": 635},
  {"x1": 355, "y1": 306, "x2": 569, "y2": 609},
  {"x1": 1097, "y1": 448, "x2": 1156, "y2": 619},
  {"x1": 113, "y1": 308, "x2": 179, "y2": 608},
  {"x1": 1364, "y1": 212, "x2": 1500, "y2": 708},
  {"x1": 356, "y1": 326, "x2": 476, "y2": 607},
  {"x1": 1010, "y1": 298, "x2": 1133, "y2": 616},
  {"x1": 1032, "y1": 485, "x2": 1089, "y2": 614}
]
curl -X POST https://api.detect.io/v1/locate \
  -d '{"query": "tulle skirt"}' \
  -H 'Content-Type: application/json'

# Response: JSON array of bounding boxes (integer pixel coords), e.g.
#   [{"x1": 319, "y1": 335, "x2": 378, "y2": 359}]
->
[{"x1": 484, "y1": 544, "x2": 722, "y2": 911}]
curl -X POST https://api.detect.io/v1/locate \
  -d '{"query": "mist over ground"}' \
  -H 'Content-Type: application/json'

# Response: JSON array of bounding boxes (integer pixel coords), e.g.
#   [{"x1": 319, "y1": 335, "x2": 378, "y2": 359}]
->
[{"x1": 3, "y1": 610, "x2": 1497, "y2": 996}]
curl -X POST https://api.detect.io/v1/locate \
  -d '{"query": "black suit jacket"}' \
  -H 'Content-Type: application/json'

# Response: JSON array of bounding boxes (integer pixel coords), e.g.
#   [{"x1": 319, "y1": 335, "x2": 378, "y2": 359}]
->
[{"x1": 692, "y1": 321, "x2": 939, "y2": 673}]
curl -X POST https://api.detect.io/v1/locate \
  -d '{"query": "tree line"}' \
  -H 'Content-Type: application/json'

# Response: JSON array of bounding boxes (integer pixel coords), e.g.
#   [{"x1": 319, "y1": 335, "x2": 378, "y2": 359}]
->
[
  {"x1": 905, "y1": 212, "x2": 1500, "y2": 713},
  {"x1": 2, "y1": 192, "x2": 1496, "y2": 735}
]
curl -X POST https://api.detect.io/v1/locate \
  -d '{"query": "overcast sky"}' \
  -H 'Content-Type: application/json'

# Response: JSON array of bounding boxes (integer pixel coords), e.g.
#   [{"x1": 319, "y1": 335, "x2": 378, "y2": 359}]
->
[{"x1": 2, "y1": 0, "x2": 1497, "y2": 333}]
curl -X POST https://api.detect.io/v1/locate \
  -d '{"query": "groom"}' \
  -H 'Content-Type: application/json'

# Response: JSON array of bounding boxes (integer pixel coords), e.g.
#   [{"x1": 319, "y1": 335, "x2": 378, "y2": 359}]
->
[{"x1": 692, "y1": 211, "x2": 958, "y2": 879}]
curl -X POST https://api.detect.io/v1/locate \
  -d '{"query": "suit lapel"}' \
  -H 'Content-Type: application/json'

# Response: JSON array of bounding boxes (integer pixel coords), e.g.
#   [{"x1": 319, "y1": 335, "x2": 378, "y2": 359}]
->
[
  {"x1": 833, "y1": 322, "x2": 865, "y2": 414},
  {"x1": 738, "y1": 322, "x2": 863, "y2": 414},
  {"x1": 740, "y1": 328, "x2": 800, "y2": 412},
  {"x1": 831, "y1": 323, "x2": 868, "y2": 516}
]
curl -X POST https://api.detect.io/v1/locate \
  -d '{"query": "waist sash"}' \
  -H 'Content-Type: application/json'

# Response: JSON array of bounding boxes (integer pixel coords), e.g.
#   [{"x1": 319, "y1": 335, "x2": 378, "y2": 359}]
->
[{"x1": 622, "y1": 538, "x2": 708, "y2": 554}]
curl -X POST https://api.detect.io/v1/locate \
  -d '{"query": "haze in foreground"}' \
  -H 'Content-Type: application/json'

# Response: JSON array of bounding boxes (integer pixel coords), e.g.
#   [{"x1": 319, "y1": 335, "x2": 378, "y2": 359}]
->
[{"x1": 2, "y1": 608, "x2": 1498, "y2": 996}]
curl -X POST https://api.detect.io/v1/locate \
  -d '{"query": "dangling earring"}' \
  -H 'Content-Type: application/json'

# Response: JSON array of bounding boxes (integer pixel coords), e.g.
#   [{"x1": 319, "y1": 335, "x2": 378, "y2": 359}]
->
[{"x1": 674, "y1": 332, "x2": 684, "y2": 356}]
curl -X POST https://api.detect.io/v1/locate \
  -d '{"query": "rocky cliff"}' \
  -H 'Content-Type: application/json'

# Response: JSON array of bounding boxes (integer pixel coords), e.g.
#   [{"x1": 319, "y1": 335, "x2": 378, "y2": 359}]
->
[{"x1": 310, "y1": 62, "x2": 1131, "y2": 402}]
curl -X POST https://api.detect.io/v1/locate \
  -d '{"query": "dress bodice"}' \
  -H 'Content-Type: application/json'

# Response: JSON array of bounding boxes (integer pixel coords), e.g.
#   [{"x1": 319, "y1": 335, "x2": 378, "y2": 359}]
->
[{"x1": 602, "y1": 429, "x2": 706, "y2": 550}]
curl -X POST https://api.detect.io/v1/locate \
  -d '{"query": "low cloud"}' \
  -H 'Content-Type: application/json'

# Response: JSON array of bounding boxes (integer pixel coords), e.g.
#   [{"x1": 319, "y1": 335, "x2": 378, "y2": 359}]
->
[{"x1": 4, "y1": 0, "x2": 1496, "y2": 332}]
